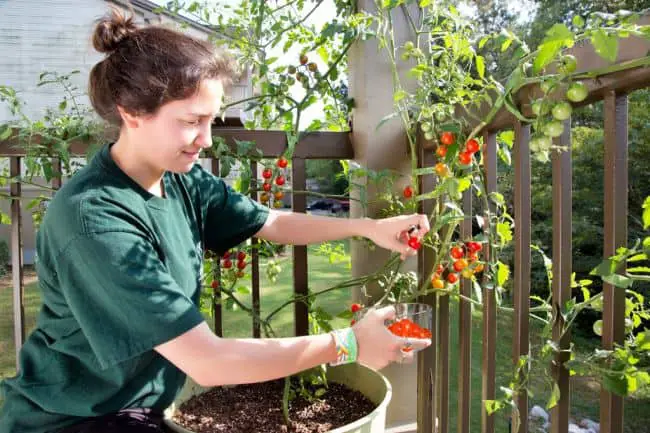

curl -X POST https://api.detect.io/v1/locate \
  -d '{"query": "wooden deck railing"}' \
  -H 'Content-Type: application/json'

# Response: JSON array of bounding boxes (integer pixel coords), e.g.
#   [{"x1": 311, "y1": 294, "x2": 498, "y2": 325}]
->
[
  {"x1": 0, "y1": 128, "x2": 353, "y2": 352},
  {"x1": 414, "y1": 47, "x2": 650, "y2": 433}
]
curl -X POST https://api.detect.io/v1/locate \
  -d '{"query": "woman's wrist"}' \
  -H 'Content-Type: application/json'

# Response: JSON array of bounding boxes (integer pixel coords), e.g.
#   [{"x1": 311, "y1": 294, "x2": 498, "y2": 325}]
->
[
  {"x1": 329, "y1": 327, "x2": 359, "y2": 366},
  {"x1": 352, "y1": 217, "x2": 376, "y2": 239}
]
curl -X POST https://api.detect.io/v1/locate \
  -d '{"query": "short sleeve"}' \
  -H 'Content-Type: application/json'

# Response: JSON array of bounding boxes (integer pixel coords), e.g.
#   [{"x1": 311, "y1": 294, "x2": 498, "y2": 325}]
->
[
  {"x1": 55, "y1": 231, "x2": 205, "y2": 370},
  {"x1": 199, "y1": 171, "x2": 270, "y2": 255}
]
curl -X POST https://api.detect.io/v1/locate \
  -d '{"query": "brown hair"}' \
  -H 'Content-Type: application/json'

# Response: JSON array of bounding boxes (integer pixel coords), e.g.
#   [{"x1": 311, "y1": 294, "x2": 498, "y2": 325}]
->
[{"x1": 89, "y1": 7, "x2": 237, "y2": 125}]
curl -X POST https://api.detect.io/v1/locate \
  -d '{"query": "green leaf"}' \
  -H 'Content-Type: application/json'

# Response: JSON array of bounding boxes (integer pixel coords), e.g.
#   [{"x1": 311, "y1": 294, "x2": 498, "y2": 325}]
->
[
  {"x1": 0, "y1": 125, "x2": 12, "y2": 141},
  {"x1": 642, "y1": 196, "x2": 650, "y2": 229},
  {"x1": 0, "y1": 212, "x2": 10, "y2": 225},
  {"x1": 628, "y1": 253, "x2": 647, "y2": 262},
  {"x1": 419, "y1": 0, "x2": 431, "y2": 7},
  {"x1": 533, "y1": 24, "x2": 575, "y2": 73},
  {"x1": 546, "y1": 383, "x2": 561, "y2": 409},
  {"x1": 572, "y1": 15, "x2": 585, "y2": 28},
  {"x1": 603, "y1": 373, "x2": 628, "y2": 396},
  {"x1": 501, "y1": 38, "x2": 512, "y2": 52},
  {"x1": 314, "y1": 388, "x2": 327, "y2": 397},
  {"x1": 590, "y1": 258, "x2": 618, "y2": 277},
  {"x1": 475, "y1": 55, "x2": 485, "y2": 79},
  {"x1": 236, "y1": 286, "x2": 250, "y2": 295},
  {"x1": 497, "y1": 261, "x2": 510, "y2": 287},
  {"x1": 544, "y1": 23, "x2": 575, "y2": 45},
  {"x1": 497, "y1": 221, "x2": 513, "y2": 245},
  {"x1": 581, "y1": 286, "x2": 591, "y2": 302},
  {"x1": 592, "y1": 29, "x2": 619, "y2": 62},
  {"x1": 498, "y1": 130, "x2": 514, "y2": 148},
  {"x1": 490, "y1": 192, "x2": 505, "y2": 206},
  {"x1": 187, "y1": 1, "x2": 200, "y2": 12},
  {"x1": 393, "y1": 90, "x2": 408, "y2": 102},
  {"x1": 336, "y1": 309, "x2": 354, "y2": 319},
  {"x1": 534, "y1": 42, "x2": 563, "y2": 74},
  {"x1": 602, "y1": 273, "x2": 633, "y2": 288},
  {"x1": 484, "y1": 400, "x2": 504, "y2": 415},
  {"x1": 317, "y1": 46, "x2": 329, "y2": 64},
  {"x1": 635, "y1": 332, "x2": 650, "y2": 351},
  {"x1": 458, "y1": 177, "x2": 471, "y2": 193},
  {"x1": 627, "y1": 266, "x2": 650, "y2": 273},
  {"x1": 478, "y1": 36, "x2": 489, "y2": 50}
]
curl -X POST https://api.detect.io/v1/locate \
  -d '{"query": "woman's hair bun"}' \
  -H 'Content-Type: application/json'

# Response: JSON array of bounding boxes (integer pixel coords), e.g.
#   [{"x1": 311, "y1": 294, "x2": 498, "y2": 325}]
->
[{"x1": 93, "y1": 8, "x2": 138, "y2": 54}]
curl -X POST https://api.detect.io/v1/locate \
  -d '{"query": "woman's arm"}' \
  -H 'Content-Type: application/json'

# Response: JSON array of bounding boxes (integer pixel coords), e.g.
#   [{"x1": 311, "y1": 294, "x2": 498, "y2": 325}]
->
[
  {"x1": 255, "y1": 211, "x2": 430, "y2": 260},
  {"x1": 155, "y1": 307, "x2": 430, "y2": 387}
]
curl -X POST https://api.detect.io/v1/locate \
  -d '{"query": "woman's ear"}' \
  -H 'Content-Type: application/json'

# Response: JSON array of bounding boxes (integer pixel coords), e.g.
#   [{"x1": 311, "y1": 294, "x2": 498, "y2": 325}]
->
[{"x1": 116, "y1": 106, "x2": 141, "y2": 129}]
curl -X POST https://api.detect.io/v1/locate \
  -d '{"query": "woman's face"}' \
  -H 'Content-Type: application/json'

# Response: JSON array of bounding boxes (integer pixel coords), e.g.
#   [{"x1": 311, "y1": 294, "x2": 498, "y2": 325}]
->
[{"x1": 131, "y1": 78, "x2": 224, "y2": 174}]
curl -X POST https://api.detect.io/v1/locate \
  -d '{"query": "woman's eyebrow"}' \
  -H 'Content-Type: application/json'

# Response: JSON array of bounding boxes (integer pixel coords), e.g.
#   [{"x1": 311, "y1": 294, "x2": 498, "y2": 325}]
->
[{"x1": 188, "y1": 112, "x2": 220, "y2": 120}]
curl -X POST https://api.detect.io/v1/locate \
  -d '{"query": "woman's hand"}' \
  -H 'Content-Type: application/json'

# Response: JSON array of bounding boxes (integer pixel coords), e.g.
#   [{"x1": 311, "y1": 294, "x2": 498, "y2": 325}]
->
[
  {"x1": 362, "y1": 214, "x2": 430, "y2": 260},
  {"x1": 352, "y1": 306, "x2": 431, "y2": 369}
]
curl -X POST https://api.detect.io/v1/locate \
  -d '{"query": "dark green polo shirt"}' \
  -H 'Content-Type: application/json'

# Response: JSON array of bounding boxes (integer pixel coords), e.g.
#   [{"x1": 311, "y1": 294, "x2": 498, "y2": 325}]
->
[{"x1": 0, "y1": 143, "x2": 269, "y2": 432}]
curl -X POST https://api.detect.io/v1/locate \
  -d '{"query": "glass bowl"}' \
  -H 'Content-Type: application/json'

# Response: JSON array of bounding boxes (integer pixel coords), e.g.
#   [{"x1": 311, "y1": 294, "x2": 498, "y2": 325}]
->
[{"x1": 354, "y1": 302, "x2": 433, "y2": 353}]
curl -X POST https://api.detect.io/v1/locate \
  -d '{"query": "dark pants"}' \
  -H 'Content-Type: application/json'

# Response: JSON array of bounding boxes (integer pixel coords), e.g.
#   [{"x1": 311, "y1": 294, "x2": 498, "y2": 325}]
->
[{"x1": 58, "y1": 409, "x2": 168, "y2": 433}]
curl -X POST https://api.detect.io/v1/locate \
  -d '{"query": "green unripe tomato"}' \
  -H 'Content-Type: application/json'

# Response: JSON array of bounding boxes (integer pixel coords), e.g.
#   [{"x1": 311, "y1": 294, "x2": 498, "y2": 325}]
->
[
  {"x1": 566, "y1": 82, "x2": 588, "y2": 102},
  {"x1": 543, "y1": 120, "x2": 564, "y2": 138},
  {"x1": 552, "y1": 101, "x2": 572, "y2": 121}
]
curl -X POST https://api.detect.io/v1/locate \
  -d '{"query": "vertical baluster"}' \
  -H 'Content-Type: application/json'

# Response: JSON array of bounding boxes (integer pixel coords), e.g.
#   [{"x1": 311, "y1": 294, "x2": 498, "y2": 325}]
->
[
  {"x1": 550, "y1": 119, "x2": 573, "y2": 433},
  {"x1": 513, "y1": 122, "x2": 531, "y2": 433},
  {"x1": 601, "y1": 91, "x2": 628, "y2": 433},
  {"x1": 211, "y1": 158, "x2": 223, "y2": 337},
  {"x1": 417, "y1": 131, "x2": 438, "y2": 433},
  {"x1": 438, "y1": 292, "x2": 449, "y2": 433},
  {"x1": 292, "y1": 157, "x2": 309, "y2": 336},
  {"x1": 51, "y1": 158, "x2": 62, "y2": 190},
  {"x1": 10, "y1": 156, "x2": 24, "y2": 370},
  {"x1": 250, "y1": 161, "x2": 261, "y2": 338},
  {"x1": 481, "y1": 131, "x2": 498, "y2": 433},
  {"x1": 458, "y1": 187, "x2": 472, "y2": 433}
]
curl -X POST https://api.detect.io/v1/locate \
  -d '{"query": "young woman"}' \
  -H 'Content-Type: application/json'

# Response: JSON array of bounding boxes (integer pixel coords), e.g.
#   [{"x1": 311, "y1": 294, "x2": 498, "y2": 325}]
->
[{"x1": 0, "y1": 9, "x2": 430, "y2": 433}]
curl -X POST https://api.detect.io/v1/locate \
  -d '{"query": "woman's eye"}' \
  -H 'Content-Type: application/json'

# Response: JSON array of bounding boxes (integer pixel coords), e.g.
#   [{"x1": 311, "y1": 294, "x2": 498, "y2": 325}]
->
[{"x1": 184, "y1": 119, "x2": 200, "y2": 126}]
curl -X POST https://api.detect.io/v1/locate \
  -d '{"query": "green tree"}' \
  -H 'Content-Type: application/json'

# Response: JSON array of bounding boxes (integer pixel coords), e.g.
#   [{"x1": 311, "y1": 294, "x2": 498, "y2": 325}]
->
[
  {"x1": 526, "y1": 0, "x2": 650, "y2": 49},
  {"x1": 306, "y1": 160, "x2": 348, "y2": 196}
]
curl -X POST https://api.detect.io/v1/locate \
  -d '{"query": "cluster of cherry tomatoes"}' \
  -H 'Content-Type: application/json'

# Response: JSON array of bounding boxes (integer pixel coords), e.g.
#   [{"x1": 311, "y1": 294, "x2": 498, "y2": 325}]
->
[
  {"x1": 260, "y1": 157, "x2": 288, "y2": 209},
  {"x1": 387, "y1": 318, "x2": 432, "y2": 345},
  {"x1": 210, "y1": 250, "x2": 248, "y2": 288},
  {"x1": 279, "y1": 53, "x2": 320, "y2": 91},
  {"x1": 436, "y1": 132, "x2": 481, "y2": 167},
  {"x1": 430, "y1": 240, "x2": 484, "y2": 289},
  {"x1": 348, "y1": 303, "x2": 432, "y2": 346}
]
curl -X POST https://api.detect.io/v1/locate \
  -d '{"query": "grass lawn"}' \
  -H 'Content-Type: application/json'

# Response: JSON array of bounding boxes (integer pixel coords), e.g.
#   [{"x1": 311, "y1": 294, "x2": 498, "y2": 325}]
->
[{"x1": 1, "y1": 242, "x2": 649, "y2": 432}]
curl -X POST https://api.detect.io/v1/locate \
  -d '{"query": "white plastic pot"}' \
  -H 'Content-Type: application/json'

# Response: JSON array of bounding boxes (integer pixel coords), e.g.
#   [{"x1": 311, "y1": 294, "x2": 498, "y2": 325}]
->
[{"x1": 164, "y1": 362, "x2": 392, "y2": 433}]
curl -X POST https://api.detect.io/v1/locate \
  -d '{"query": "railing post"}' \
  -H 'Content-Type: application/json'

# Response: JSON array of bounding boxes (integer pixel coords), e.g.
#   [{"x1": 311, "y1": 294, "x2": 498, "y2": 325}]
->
[
  {"x1": 551, "y1": 119, "x2": 572, "y2": 433},
  {"x1": 458, "y1": 187, "x2": 472, "y2": 433},
  {"x1": 601, "y1": 91, "x2": 628, "y2": 433},
  {"x1": 211, "y1": 158, "x2": 223, "y2": 337},
  {"x1": 417, "y1": 131, "x2": 438, "y2": 433},
  {"x1": 292, "y1": 156, "x2": 309, "y2": 336},
  {"x1": 513, "y1": 122, "x2": 531, "y2": 433},
  {"x1": 250, "y1": 161, "x2": 261, "y2": 338},
  {"x1": 10, "y1": 156, "x2": 25, "y2": 371},
  {"x1": 481, "y1": 130, "x2": 498, "y2": 433}
]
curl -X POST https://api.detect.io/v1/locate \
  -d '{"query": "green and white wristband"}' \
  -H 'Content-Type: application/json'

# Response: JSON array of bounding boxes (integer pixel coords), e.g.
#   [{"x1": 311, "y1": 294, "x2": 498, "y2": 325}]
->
[{"x1": 329, "y1": 327, "x2": 358, "y2": 366}]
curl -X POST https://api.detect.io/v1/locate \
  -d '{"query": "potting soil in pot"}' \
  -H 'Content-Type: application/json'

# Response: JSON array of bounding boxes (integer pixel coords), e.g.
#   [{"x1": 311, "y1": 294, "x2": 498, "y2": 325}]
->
[{"x1": 171, "y1": 378, "x2": 377, "y2": 433}]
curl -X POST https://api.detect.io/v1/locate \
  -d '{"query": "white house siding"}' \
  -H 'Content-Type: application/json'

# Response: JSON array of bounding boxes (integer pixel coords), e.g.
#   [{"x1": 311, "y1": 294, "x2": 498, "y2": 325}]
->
[
  {"x1": 0, "y1": 0, "x2": 250, "y2": 123},
  {"x1": 0, "y1": 0, "x2": 252, "y2": 264}
]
